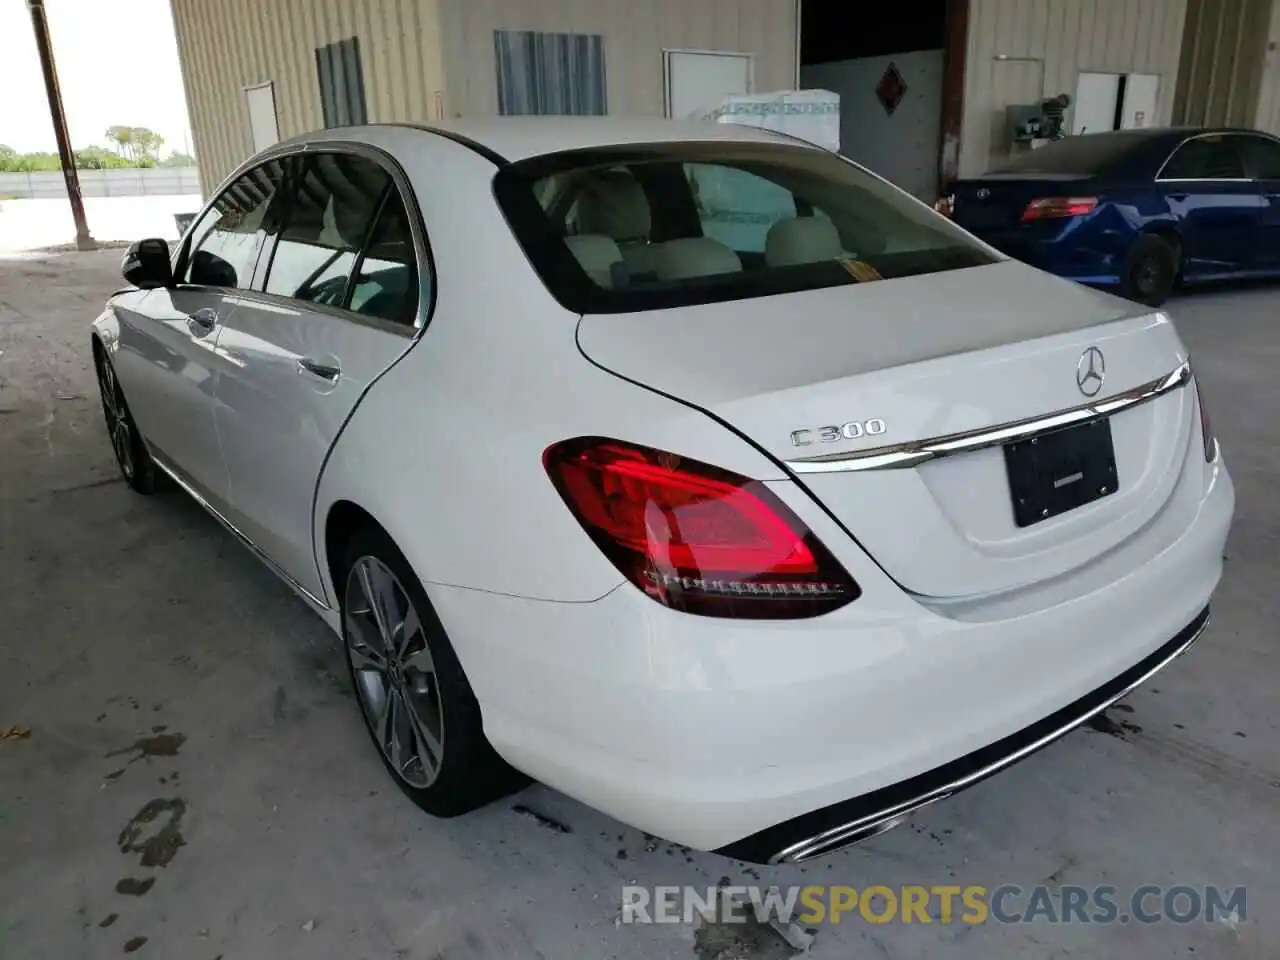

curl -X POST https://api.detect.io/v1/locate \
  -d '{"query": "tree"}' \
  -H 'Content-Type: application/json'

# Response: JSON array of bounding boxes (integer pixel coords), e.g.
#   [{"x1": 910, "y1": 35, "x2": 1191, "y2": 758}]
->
[
  {"x1": 130, "y1": 127, "x2": 164, "y2": 162},
  {"x1": 161, "y1": 150, "x2": 197, "y2": 168},
  {"x1": 105, "y1": 125, "x2": 135, "y2": 159}
]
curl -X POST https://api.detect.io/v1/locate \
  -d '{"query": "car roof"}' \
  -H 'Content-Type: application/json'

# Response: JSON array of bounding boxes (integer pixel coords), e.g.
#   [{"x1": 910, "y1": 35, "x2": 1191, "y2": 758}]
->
[{"x1": 288, "y1": 117, "x2": 817, "y2": 165}]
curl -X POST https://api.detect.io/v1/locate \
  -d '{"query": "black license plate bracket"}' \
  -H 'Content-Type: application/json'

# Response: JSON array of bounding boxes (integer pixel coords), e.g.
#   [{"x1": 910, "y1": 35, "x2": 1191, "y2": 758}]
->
[{"x1": 1003, "y1": 418, "x2": 1118, "y2": 528}]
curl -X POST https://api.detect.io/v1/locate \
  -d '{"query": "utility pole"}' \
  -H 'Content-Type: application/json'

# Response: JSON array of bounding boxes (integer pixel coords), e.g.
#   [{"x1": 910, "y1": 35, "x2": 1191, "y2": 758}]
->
[{"x1": 27, "y1": 0, "x2": 95, "y2": 250}]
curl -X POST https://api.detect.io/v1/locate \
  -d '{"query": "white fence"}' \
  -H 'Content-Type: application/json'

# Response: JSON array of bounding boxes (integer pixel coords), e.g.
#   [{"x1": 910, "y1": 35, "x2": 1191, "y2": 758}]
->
[{"x1": 0, "y1": 167, "x2": 202, "y2": 200}]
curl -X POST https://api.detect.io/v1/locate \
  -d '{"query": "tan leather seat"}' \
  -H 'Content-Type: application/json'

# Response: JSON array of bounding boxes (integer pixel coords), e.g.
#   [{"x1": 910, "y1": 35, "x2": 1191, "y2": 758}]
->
[
  {"x1": 574, "y1": 172, "x2": 664, "y2": 278},
  {"x1": 656, "y1": 237, "x2": 742, "y2": 282},
  {"x1": 564, "y1": 234, "x2": 625, "y2": 288},
  {"x1": 765, "y1": 216, "x2": 843, "y2": 267}
]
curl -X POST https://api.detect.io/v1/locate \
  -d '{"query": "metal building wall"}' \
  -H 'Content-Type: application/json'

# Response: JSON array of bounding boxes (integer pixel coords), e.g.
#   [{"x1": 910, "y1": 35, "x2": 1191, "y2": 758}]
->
[
  {"x1": 437, "y1": 0, "x2": 798, "y2": 119},
  {"x1": 1173, "y1": 0, "x2": 1273, "y2": 129},
  {"x1": 170, "y1": 0, "x2": 445, "y2": 194},
  {"x1": 959, "y1": 0, "x2": 1187, "y2": 175},
  {"x1": 1256, "y1": 1, "x2": 1280, "y2": 134}
]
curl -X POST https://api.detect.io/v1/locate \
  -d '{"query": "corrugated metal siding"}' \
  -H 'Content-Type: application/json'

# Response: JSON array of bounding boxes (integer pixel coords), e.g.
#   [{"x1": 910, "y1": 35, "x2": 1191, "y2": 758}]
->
[
  {"x1": 960, "y1": 0, "x2": 1188, "y2": 175},
  {"x1": 1173, "y1": 0, "x2": 1274, "y2": 128},
  {"x1": 437, "y1": 0, "x2": 797, "y2": 119},
  {"x1": 1256, "y1": 1, "x2": 1280, "y2": 134},
  {"x1": 169, "y1": 0, "x2": 445, "y2": 194}
]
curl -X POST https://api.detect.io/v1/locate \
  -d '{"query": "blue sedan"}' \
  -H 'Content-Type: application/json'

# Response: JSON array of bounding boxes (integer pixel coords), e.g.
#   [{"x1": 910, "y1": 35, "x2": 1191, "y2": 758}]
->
[{"x1": 949, "y1": 127, "x2": 1280, "y2": 306}]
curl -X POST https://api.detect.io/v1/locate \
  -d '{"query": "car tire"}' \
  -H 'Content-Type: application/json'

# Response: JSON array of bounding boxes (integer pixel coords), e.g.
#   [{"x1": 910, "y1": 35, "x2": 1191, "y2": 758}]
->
[
  {"x1": 94, "y1": 347, "x2": 163, "y2": 494},
  {"x1": 1120, "y1": 234, "x2": 1178, "y2": 307},
  {"x1": 339, "y1": 526, "x2": 528, "y2": 817}
]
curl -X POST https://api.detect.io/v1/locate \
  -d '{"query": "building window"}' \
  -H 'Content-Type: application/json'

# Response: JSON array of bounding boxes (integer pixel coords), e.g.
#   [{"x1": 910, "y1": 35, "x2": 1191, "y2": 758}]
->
[
  {"x1": 494, "y1": 30, "x2": 606, "y2": 116},
  {"x1": 315, "y1": 37, "x2": 368, "y2": 127}
]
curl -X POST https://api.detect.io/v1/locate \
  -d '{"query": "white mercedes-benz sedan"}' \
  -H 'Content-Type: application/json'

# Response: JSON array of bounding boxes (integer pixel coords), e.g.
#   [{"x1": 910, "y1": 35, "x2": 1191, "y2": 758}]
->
[{"x1": 91, "y1": 119, "x2": 1233, "y2": 863}]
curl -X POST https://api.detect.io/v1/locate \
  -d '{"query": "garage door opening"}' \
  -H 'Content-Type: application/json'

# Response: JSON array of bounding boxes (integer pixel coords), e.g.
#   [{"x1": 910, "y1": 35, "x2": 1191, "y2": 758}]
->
[{"x1": 799, "y1": 0, "x2": 962, "y2": 203}]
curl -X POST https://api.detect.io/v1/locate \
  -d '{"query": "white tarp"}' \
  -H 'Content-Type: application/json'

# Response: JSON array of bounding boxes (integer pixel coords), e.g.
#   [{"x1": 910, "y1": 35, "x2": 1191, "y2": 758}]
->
[{"x1": 695, "y1": 89, "x2": 841, "y2": 152}]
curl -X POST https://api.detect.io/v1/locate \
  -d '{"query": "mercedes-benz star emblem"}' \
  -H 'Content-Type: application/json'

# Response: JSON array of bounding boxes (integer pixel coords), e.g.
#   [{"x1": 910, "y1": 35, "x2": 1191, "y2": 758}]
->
[
  {"x1": 1076, "y1": 346, "x2": 1106, "y2": 397},
  {"x1": 976, "y1": 187, "x2": 991, "y2": 199}
]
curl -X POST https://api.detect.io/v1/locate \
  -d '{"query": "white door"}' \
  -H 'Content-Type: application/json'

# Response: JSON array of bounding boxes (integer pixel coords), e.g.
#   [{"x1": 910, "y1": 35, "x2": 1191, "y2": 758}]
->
[
  {"x1": 245, "y1": 82, "x2": 280, "y2": 153},
  {"x1": 213, "y1": 151, "x2": 422, "y2": 599},
  {"x1": 665, "y1": 51, "x2": 751, "y2": 119},
  {"x1": 1073, "y1": 72, "x2": 1122, "y2": 135},
  {"x1": 114, "y1": 158, "x2": 288, "y2": 507},
  {"x1": 1120, "y1": 74, "x2": 1160, "y2": 129}
]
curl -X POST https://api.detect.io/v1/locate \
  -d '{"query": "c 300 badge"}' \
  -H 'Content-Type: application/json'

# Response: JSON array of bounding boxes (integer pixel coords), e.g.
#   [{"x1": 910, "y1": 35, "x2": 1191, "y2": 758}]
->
[{"x1": 791, "y1": 419, "x2": 886, "y2": 447}]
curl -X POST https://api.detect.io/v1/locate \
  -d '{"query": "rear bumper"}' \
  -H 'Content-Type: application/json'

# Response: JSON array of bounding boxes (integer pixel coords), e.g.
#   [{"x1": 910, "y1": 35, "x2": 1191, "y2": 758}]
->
[
  {"x1": 430, "y1": 454, "x2": 1232, "y2": 857},
  {"x1": 970, "y1": 227, "x2": 1125, "y2": 285},
  {"x1": 718, "y1": 605, "x2": 1209, "y2": 863}
]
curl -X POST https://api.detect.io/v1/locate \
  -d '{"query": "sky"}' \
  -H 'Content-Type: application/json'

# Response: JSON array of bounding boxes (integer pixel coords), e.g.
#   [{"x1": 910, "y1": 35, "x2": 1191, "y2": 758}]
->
[{"x1": 0, "y1": 0, "x2": 193, "y2": 157}]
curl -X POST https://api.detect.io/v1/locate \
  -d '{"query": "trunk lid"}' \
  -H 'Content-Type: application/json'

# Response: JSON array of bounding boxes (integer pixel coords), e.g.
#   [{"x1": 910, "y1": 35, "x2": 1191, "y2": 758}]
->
[
  {"x1": 578, "y1": 260, "x2": 1194, "y2": 599},
  {"x1": 952, "y1": 173, "x2": 1095, "y2": 232}
]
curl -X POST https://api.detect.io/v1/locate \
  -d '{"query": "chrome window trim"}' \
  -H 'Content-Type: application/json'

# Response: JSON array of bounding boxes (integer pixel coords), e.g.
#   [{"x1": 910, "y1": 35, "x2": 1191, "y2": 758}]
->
[
  {"x1": 1153, "y1": 130, "x2": 1251, "y2": 183},
  {"x1": 771, "y1": 609, "x2": 1210, "y2": 864},
  {"x1": 171, "y1": 138, "x2": 435, "y2": 337},
  {"x1": 785, "y1": 360, "x2": 1191, "y2": 475}
]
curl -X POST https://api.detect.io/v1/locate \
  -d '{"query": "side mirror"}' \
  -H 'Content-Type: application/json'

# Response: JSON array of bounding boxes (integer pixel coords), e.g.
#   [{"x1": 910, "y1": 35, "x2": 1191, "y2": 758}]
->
[{"x1": 122, "y1": 238, "x2": 173, "y2": 289}]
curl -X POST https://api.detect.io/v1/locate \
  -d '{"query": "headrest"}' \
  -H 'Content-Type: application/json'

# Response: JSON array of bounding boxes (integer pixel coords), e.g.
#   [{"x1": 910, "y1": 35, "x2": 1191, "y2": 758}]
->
[
  {"x1": 565, "y1": 234, "x2": 625, "y2": 288},
  {"x1": 576, "y1": 172, "x2": 652, "y2": 241},
  {"x1": 765, "y1": 216, "x2": 843, "y2": 267},
  {"x1": 656, "y1": 237, "x2": 742, "y2": 281}
]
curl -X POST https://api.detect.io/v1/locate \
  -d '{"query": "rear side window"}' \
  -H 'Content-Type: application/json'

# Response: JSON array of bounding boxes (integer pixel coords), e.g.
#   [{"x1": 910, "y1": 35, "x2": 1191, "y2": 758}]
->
[
  {"x1": 259, "y1": 153, "x2": 422, "y2": 327},
  {"x1": 184, "y1": 158, "x2": 287, "y2": 288},
  {"x1": 494, "y1": 142, "x2": 996, "y2": 314},
  {"x1": 263, "y1": 153, "x2": 388, "y2": 305},
  {"x1": 1160, "y1": 136, "x2": 1246, "y2": 180},
  {"x1": 349, "y1": 190, "x2": 420, "y2": 326}
]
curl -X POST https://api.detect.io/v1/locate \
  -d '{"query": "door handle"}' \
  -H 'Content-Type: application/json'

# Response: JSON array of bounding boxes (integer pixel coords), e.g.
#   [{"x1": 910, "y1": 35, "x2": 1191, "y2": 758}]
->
[
  {"x1": 186, "y1": 308, "x2": 217, "y2": 336},
  {"x1": 297, "y1": 357, "x2": 341, "y2": 382}
]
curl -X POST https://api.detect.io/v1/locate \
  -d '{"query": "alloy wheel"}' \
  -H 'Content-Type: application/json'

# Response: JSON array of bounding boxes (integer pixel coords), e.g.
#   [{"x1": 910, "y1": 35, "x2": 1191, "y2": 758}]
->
[
  {"x1": 97, "y1": 358, "x2": 135, "y2": 480},
  {"x1": 344, "y1": 555, "x2": 445, "y2": 788}
]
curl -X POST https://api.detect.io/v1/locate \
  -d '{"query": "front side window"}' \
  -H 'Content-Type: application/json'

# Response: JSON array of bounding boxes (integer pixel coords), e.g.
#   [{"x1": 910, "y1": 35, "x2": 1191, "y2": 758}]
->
[
  {"x1": 262, "y1": 153, "x2": 388, "y2": 306},
  {"x1": 183, "y1": 158, "x2": 287, "y2": 288},
  {"x1": 1160, "y1": 136, "x2": 1246, "y2": 180},
  {"x1": 495, "y1": 142, "x2": 996, "y2": 314}
]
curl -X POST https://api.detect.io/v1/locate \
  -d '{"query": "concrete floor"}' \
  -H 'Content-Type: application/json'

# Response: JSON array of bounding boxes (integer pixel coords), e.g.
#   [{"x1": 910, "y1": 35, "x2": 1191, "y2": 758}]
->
[{"x1": 0, "y1": 250, "x2": 1276, "y2": 960}]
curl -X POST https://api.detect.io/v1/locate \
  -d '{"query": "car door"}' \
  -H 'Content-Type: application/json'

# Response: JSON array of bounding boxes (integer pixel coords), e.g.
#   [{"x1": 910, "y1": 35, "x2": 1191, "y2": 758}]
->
[
  {"x1": 1155, "y1": 133, "x2": 1265, "y2": 278},
  {"x1": 212, "y1": 149, "x2": 426, "y2": 602},
  {"x1": 112, "y1": 158, "x2": 287, "y2": 508},
  {"x1": 1235, "y1": 133, "x2": 1280, "y2": 271}
]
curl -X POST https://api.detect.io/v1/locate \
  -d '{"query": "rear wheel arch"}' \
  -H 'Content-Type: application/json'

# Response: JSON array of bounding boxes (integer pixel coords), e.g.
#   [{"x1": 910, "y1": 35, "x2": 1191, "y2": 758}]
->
[{"x1": 323, "y1": 499, "x2": 384, "y2": 605}]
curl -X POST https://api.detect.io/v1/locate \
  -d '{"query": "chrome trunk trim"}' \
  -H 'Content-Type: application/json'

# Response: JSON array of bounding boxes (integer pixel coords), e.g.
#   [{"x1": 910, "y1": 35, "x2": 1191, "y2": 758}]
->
[{"x1": 785, "y1": 361, "x2": 1192, "y2": 475}]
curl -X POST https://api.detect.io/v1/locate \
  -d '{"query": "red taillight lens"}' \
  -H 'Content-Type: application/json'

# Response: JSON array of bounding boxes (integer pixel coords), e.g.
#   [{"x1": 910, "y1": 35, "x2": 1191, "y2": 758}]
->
[
  {"x1": 1196, "y1": 381, "x2": 1216, "y2": 462},
  {"x1": 543, "y1": 438, "x2": 859, "y2": 619},
  {"x1": 1021, "y1": 197, "x2": 1099, "y2": 221}
]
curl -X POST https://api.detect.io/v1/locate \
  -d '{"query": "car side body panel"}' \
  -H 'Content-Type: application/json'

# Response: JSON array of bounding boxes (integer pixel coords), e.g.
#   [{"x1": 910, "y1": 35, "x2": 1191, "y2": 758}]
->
[{"x1": 311, "y1": 135, "x2": 785, "y2": 608}]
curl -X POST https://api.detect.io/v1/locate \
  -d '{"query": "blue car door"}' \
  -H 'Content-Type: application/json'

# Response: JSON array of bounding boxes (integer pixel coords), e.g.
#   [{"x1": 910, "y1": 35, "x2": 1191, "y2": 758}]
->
[
  {"x1": 1155, "y1": 134, "x2": 1265, "y2": 278},
  {"x1": 1236, "y1": 133, "x2": 1280, "y2": 272}
]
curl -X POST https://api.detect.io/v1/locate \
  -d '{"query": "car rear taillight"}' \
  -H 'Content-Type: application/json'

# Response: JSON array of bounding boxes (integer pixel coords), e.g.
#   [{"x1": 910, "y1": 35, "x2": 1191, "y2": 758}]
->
[
  {"x1": 1020, "y1": 197, "x2": 1099, "y2": 221},
  {"x1": 1196, "y1": 381, "x2": 1217, "y2": 462},
  {"x1": 543, "y1": 438, "x2": 859, "y2": 619},
  {"x1": 934, "y1": 194, "x2": 955, "y2": 218}
]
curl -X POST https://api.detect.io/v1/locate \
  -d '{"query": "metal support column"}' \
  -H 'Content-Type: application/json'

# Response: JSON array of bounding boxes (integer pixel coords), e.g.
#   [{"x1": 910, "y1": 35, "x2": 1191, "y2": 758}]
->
[{"x1": 27, "y1": 0, "x2": 95, "y2": 250}]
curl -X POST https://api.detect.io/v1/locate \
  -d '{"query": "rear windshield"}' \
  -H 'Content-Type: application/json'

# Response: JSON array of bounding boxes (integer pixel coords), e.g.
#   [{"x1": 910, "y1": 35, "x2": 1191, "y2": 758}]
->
[
  {"x1": 493, "y1": 142, "x2": 997, "y2": 314},
  {"x1": 991, "y1": 133, "x2": 1145, "y2": 175}
]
